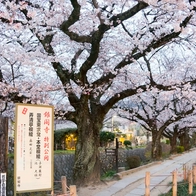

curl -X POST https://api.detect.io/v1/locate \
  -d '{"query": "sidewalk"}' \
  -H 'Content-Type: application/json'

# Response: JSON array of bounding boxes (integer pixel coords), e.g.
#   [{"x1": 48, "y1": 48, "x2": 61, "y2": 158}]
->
[{"x1": 95, "y1": 148, "x2": 196, "y2": 196}]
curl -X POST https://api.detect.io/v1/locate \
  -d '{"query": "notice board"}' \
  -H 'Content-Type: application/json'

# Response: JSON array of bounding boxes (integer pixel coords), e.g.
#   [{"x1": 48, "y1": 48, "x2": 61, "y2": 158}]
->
[{"x1": 14, "y1": 104, "x2": 54, "y2": 194}]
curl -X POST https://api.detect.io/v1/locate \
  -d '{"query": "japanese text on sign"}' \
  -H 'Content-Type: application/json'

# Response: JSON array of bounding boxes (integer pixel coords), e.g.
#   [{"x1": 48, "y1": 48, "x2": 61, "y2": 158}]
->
[
  {"x1": 15, "y1": 104, "x2": 54, "y2": 193},
  {"x1": 0, "y1": 173, "x2": 6, "y2": 196}
]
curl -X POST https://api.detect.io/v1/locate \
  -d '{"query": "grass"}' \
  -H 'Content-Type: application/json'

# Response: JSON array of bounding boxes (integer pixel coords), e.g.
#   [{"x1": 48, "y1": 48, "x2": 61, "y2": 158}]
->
[
  {"x1": 54, "y1": 149, "x2": 75, "y2": 154},
  {"x1": 159, "y1": 181, "x2": 196, "y2": 196},
  {"x1": 101, "y1": 170, "x2": 116, "y2": 180},
  {"x1": 8, "y1": 153, "x2": 14, "y2": 158}
]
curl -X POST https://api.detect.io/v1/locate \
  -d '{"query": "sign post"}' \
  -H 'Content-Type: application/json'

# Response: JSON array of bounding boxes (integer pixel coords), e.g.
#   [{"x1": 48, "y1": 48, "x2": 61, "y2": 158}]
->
[
  {"x1": 105, "y1": 138, "x2": 119, "y2": 172},
  {"x1": 14, "y1": 104, "x2": 54, "y2": 195},
  {"x1": 115, "y1": 138, "x2": 119, "y2": 172}
]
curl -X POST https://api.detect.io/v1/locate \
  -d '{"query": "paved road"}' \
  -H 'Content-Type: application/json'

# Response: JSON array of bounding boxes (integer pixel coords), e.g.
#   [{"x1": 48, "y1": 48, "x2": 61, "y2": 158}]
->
[{"x1": 95, "y1": 148, "x2": 196, "y2": 196}]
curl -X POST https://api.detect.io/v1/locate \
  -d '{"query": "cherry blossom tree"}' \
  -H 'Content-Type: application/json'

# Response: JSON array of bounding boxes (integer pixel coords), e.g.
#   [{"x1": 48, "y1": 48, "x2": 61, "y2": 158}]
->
[
  {"x1": 163, "y1": 113, "x2": 196, "y2": 152},
  {"x1": 116, "y1": 90, "x2": 195, "y2": 159},
  {"x1": 0, "y1": 0, "x2": 196, "y2": 185}
]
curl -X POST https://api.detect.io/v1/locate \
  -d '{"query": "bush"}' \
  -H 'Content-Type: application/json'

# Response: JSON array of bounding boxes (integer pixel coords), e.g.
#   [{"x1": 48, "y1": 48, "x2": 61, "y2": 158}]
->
[
  {"x1": 54, "y1": 128, "x2": 77, "y2": 150},
  {"x1": 123, "y1": 140, "x2": 132, "y2": 149},
  {"x1": 101, "y1": 170, "x2": 116, "y2": 180},
  {"x1": 159, "y1": 181, "x2": 196, "y2": 196},
  {"x1": 126, "y1": 155, "x2": 141, "y2": 169},
  {"x1": 100, "y1": 131, "x2": 115, "y2": 147},
  {"x1": 176, "y1": 146, "x2": 184, "y2": 153},
  {"x1": 166, "y1": 139, "x2": 170, "y2": 145}
]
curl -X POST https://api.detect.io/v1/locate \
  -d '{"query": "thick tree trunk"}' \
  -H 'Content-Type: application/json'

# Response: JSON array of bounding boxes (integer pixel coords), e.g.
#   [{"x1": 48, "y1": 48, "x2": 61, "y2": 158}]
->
[
  {"x1": 169, "y1": 135, "x2": 178, "y2": 154},
  {"x1": 179, "y1": 131, "x2": 190, "y2": 151},
  {"x1": 169, "y1": 125, "x2": 179, "y2": 154},
  {"x1": 73, "y1": 116, "x2": 101, "y2": 186},
  {"x1": 151, "y1": 131, "x2": 162, "y2": 160},
  {"x1": 169, "y1": 129, "x2": 178, "y2": 154}
]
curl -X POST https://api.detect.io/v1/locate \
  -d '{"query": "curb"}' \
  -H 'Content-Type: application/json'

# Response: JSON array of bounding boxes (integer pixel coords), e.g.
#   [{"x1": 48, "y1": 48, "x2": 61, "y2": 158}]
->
[
  {"x1": 114, "y1": 161, "x2": 161, "y2": 180},
  {"x1": 114, "y1": 148, "x2": 196, "y2": 180}
]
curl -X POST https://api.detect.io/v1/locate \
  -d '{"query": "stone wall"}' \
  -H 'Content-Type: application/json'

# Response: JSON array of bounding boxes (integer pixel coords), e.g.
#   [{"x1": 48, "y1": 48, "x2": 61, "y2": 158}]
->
[
  {"x1": 7, "y1": 154, "x2": 75, "y2": 196},
  {"x1": 54, "y1": 154, "x2": 75, "y2": 186}
]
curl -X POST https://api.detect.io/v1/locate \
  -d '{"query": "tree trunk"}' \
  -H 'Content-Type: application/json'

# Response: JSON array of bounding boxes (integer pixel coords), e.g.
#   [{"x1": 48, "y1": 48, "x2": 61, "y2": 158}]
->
[
  {"x1": 179, "y1": 131, "x2": 190, "y2": 151},
  {"x1": 169, "y1": 129, "x2": 178, "y2": 154},
  {"x1": 169, "y1": 136, "x2": 178, "y2": 154},
  {"x1": 73, "y1": 116, "x2": 101, "y2": 186},
  {"x1": 151, "y1": 131, "x2": 162, "y2": 160}
]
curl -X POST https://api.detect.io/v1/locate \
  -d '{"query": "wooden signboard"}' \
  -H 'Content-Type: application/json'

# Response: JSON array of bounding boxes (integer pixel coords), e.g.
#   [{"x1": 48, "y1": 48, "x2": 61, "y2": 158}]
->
[
  {"x1": 105, "y1": 138, "x2": 119, "y2": 172},
  {"x1": 105, "y1": 149, "x2": 116, "y2": 156}
]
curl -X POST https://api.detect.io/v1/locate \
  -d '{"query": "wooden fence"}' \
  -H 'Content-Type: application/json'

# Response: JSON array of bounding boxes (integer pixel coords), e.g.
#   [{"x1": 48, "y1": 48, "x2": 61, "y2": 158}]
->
[
  {"x1": 145, "y1": 164, "x2": 196, "y2": 196},
  {"x1": 52, "y1": 176, "x2": 77, "y2": 196}
]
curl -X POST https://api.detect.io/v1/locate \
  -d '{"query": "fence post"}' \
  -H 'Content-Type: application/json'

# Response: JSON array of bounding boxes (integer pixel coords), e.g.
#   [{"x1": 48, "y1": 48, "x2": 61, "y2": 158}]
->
[
  {"x1": 61, "y1": 176, "x2": 67, "y2": 194},
  {"x1": 70, "y1": 185, "x2": 77, "y2": 196},
  {"x1": 193, "y1": 165, "x2": 196, "y2": 184},
  {"x1": 145, "y1": 171, "x2": 150, "y2": 196},
  {"x1": 172, "y1": 171, "x2": 177, "y2": 196},
  {"x1": 188, "y1": 170, "x2": 193, "y2": 194},
  {"x1": 183, "y1": 164, "x2": 187, "y2": 181}
]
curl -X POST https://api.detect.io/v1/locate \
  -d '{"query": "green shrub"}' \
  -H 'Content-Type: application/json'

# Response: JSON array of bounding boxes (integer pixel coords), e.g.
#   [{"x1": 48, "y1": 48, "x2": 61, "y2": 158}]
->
[
  {"x1": 126, "y1": 155, "x2": 141, "y2": 169},
  {"x1": 159, "y1": 181, "x2": 196, "y2": 196},
  {"x1": 54, "y1": 128, "x2": 77, "y2": 149},
  {"x1": 100, "y1": 131, "x2": 115, "y2": 147},
  {"x1": 166, "y1": 139, "x2": 170, "y2": 145},
  {"x1": 101, "y1": 170, "x2": 116, "y2": 180},
  {"x1": 123, "y1": 140, "x2": 132, "y2": 149},
  {"x1": 176, "y1": 146, "x2": 184, "y2": 153}
]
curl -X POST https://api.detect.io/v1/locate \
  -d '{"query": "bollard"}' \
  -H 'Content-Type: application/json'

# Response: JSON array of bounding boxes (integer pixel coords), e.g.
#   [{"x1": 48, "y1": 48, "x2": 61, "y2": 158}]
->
[
  {"x1": 188, "y1": 170, "x2": 193, "y2": 194},
  {"x1": 61, "y1": 176, "x2": 67, "y2": 194},
  {"x1": 70, "y1": 185, "x2": 77, "y2": 196},
  {"x1": 145, "y1": 171, "x2": 150, "y2": 196},
  {"x1": 193, "y1": 165, "x2": 196, "y2": 184},
  {"x1": 183, "y1": 164, "x2": 187, "y2": 181},
  {"x1": 172, "y1": 171, "x2": 177, "y2": 196}
]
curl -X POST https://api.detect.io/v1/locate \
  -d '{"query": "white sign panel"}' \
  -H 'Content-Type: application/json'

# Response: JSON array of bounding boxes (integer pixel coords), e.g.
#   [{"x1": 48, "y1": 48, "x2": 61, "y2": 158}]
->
[
  {"x1": 14, "y1": 104, "x2": 54, "y2": 193},
  {"x1": 0, "y1": 173, "x2": 6, "y2": 196}
]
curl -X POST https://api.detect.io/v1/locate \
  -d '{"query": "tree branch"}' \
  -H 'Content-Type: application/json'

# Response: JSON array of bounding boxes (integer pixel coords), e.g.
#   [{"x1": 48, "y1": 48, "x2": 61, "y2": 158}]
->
[{"x1": 60, "y1": 0, "x2": 92, "y2": 43}]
